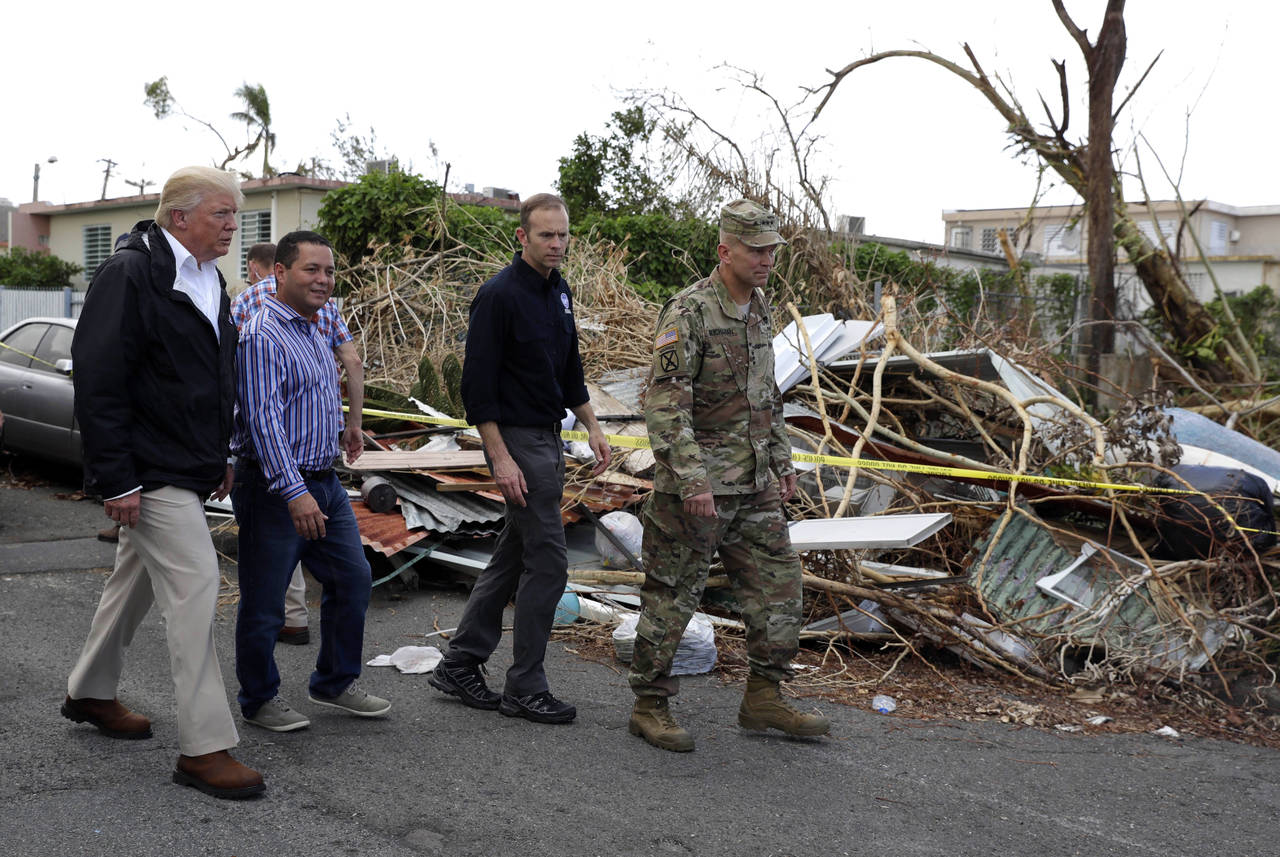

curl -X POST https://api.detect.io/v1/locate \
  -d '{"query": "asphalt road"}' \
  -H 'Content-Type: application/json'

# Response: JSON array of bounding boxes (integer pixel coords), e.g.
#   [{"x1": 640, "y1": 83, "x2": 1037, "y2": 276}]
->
[{"x1": 1, "y1": 459, "x2": 1276, "y2": 857}]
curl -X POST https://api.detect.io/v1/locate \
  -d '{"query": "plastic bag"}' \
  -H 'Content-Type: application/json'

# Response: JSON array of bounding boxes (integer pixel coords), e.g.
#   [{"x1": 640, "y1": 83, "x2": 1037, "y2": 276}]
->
[
  {"x1": 594, "y1": 511, "x2": 643, "y2": 568},
  {"x1": 612, "y1": 612, "x2": 717, "y2": 675}
]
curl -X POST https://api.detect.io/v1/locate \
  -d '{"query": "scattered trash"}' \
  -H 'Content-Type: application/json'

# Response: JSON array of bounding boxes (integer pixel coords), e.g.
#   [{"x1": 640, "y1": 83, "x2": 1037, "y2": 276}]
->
[
  {"x1": 367, "y1": 646, "x2": 443, "y2": 674},
  {"x1": 871, "y1": 694, "x2": 897, "y2": 714},
  {"x1": 975, "y1": 700, "x2": 1043, "y2": 725},
  {"x1": 1069, "y1": 688, "x2": 1106, "y2": 704},
  {"x1": 804, "y1": 599, "x2": 892, "y2": 635},
  {"x1": 1086, "y1": 715, "x2": 1114, "y2": 725},
  {"x1": 1153, "y1": 725, "x2": 1181, "y2": 739},
  {"x1": 1054, "y1": 724, "x2": 1084, "y2": 733},
  {"x1": 594, "y1": 511, "x2": 644, "y2": 568},
  {"x1": 612, "y1": 612, "x2": 717, "y2": 675}
]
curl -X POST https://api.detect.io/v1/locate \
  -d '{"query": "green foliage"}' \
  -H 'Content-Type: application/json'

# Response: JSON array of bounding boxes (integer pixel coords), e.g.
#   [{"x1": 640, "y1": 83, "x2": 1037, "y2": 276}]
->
[
  {"x1": 410, "y1": 353, "x2": 462, "y2": 416},
  {"x1": 314, "y1": 114, "x2": 398, "y2": 182},
  {"x1": 440, "y1": 353, "x2": 464, "y2": 416},
  {"x1": 143, "y1": 76, "x2": 173, "y2": 119},
  {"x1": 846, "y1": 242, "x2": 1083, "y2": 348},
  {"x1": 442, "y1": 204, "x2": 519, "y2": 260},
  {"x1": 230, "y1": 82, "x2": 275, "y2": 177},
  {"x1": 576, "y1": 212, "x2": 717, "y2": 302},
  {"x1": 0, "y1": 249, "x2": 82, "y2": 288},
  {"x1": 1208, "y1": 285, "x2": 1280, "y2": 377},
  {"x1": 318, "y1": 170, "x2": 442, "y2": 264},
  {"x1": 556, "y1": 106, "x2": 680, "y2": 219}
]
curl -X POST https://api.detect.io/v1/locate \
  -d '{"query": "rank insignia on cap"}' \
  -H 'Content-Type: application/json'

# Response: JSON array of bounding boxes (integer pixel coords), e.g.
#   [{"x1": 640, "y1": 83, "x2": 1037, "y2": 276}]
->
[{"x1": 654, "y1": 327, "x2": 679, "y2": 349}]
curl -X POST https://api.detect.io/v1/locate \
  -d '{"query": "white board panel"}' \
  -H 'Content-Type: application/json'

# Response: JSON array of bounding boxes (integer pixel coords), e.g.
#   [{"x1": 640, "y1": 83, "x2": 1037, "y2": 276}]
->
[{"x1": 788, "y1": 512, "x2": 951, "y2": 550}]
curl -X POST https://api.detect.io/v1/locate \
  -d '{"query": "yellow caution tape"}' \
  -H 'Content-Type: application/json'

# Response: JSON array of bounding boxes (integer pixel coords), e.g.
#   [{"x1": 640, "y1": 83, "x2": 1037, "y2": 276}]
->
[
  {"x1": 354, "y1": 406, "x2": 1201, "y2": 496},
  {"x1": 0, "y1": 339, "x2": 65, "y2": 372},
  {"x1": 354, "y1": 405, "x2": 1280, "y2": 536}
]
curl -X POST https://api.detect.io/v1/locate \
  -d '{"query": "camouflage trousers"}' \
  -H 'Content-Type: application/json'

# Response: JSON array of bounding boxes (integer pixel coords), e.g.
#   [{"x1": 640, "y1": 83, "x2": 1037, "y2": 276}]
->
[{"x1": 628, "y1": 483, "x2": 803, "y2": 698}]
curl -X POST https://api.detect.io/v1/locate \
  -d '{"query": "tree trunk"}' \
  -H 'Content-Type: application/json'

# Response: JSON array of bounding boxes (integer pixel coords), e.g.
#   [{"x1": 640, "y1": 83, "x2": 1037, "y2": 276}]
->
[
  {"x1": 1083, "y1": 0, "x2": 1126, "y2": 379},
  {"x1": 1113, "y1": 214, "x2": 1234, "y2": 382}
]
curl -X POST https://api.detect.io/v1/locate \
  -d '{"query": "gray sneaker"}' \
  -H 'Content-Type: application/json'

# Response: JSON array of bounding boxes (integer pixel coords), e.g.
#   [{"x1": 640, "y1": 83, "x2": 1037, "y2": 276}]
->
[
  {"x1": 308, "y1": 680, "x2": 391, "y2": 717},
  {"x1": 244, "y1": 696, "x2": 310, "y2": 732}
]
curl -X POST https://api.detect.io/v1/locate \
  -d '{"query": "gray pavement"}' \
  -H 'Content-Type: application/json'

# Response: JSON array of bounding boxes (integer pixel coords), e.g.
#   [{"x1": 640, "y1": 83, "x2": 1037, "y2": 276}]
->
[{"x1": 1, "y1": 460, "x2": 1277, "y2": 857}]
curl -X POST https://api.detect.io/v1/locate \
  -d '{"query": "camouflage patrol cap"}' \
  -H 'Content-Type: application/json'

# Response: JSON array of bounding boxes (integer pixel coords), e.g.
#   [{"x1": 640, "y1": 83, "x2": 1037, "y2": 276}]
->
[{"x1": 720, "y1": 199, "x2": 787, "y2": 247}]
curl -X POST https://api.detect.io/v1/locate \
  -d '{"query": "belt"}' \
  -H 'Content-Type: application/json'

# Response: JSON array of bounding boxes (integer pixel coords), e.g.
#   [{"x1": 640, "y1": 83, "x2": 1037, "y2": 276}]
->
[{"x1": 237, "y1": 457, "x2": 334, "y2": 481}]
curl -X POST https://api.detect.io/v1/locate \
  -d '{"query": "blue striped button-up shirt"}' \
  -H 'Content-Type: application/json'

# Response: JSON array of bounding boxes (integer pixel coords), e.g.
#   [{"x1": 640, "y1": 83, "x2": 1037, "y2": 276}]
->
[{"x1": 231, "y1": 295, "x2": 343, "y2": 501}]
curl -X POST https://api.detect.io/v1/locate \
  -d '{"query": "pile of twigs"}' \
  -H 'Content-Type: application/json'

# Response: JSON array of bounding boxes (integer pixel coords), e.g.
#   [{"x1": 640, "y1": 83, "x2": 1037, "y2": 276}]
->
[{"x1": 339, "y1": 235, "x2": 658, "y2": 396}]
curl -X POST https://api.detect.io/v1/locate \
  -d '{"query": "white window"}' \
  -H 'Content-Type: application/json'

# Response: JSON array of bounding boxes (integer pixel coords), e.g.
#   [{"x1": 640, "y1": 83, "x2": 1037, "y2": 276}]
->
[
  {"x1": 1137, "y1": 219, "x2": 1178, "y2": 248},
  {"x1": 979, "y1": 227, "x2": 1017, "y2": 254},
  {"x1": 950, "y1": 227, "x2": 972, "y2": 250},
  {"x1": 239, "y1": 210, "x2": 272, "y2": 280},
  {"x1": 1208, "y1": 220, "x2": 1230, "y2": 256},
  {"x1": 83, "y1": 224, "x2": 112, "y2": 276},
  {"x1": 1044, "y1": 223, "x2": 1083, "y2": 257}
]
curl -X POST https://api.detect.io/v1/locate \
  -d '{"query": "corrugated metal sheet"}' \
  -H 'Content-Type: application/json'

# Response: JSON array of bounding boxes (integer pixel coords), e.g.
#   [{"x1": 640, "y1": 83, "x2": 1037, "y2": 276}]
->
[
  {"x1": 968, "y1": 510, "x2": 1229, "y2": 671},
  {"x1": 388, "y1": 474, "x2": 504, "y2": 536},
  {"x1": 353, "y1": 500, "x2": 431, "y2": 556}
]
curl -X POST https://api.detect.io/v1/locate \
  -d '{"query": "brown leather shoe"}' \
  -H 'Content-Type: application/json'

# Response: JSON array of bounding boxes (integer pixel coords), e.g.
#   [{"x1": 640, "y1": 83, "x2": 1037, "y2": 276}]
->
[
  {"x1": 276, "y1": 625, "x2": 310, "y2": 645},
  {"x1": 61, "y1": 695, "x2": 152, "y2": 739},
  {"x1": 172, "y1": 750, "x2": 265, "y2": 799},
  {"x1": 96, "y1": 524, "x2": 121, "y2": 543}
]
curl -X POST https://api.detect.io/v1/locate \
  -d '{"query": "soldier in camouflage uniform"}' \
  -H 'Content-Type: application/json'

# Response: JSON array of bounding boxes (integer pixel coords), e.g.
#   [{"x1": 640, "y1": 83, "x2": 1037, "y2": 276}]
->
[{"x1": 628, "y1": 199, "x2": 829, "y2": 752}]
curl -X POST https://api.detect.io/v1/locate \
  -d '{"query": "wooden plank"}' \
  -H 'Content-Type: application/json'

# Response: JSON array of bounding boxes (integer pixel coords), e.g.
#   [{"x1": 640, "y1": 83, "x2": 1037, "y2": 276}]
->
[
  {"x1": 435, "y1": 481, "x2": 499, "y2": 492},
  {"x1": 344, "y1": 449, "x2": 489, "y2": 471}
]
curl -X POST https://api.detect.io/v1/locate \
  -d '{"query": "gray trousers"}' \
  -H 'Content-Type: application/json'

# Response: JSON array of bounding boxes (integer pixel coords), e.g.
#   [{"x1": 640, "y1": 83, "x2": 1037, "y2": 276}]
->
[{"x1": 442, "y1": 425, "x2": 567, "y2": 696}]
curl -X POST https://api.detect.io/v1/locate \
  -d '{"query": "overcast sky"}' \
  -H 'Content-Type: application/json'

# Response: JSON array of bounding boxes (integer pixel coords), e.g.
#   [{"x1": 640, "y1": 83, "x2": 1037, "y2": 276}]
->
[{"x1": 3, "y1": 1, "x2": 1272, "y2": 245}]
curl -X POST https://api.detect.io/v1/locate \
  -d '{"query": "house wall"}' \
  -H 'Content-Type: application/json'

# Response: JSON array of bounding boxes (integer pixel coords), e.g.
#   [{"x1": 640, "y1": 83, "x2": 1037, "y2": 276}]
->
[
  {"x1": 46, "y1": 204, "x2": 153, "y2": 285},
  {"x1": 21, "y1": 184, "x2": 331, "y2": 290}
]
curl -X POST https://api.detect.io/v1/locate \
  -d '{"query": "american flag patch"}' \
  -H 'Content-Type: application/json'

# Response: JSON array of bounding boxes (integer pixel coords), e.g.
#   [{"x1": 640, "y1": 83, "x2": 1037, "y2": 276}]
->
[{"x1": 654, "y1": 327, "x2": 679, "y2": 349}]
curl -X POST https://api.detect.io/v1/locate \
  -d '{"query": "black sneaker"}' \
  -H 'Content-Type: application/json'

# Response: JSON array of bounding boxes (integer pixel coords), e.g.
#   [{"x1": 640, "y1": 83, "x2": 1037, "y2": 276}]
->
[
  {"x1": 428, "y1": 663, "x2": 501, "y2": 710},
  {"x1": 498, "y1": 691, "x2": 576, "y2": 724}
]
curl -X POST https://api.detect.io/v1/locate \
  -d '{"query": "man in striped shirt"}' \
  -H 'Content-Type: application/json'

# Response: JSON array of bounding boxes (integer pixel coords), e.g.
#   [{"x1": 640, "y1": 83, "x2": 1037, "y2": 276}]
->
[
  {"x1": 230, "y1": 230, "x2": 389, "y2": 733},
  {"x1": 232, "y1": 242, "x2": 365, "y2": 647}
]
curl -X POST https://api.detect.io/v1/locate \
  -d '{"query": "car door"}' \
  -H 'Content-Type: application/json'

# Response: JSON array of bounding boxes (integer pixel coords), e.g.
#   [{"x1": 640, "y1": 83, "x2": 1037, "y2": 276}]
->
[
  {"x1": 25, "y1": 323, "x2": 79, "y2": 464},
  {"x1": 0, "y1": 321, "x2": 51, "y2": 454}
]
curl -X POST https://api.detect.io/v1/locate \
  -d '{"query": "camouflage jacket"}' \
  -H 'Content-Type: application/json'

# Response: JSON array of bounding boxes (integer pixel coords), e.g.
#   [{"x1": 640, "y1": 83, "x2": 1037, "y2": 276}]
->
[{"x1": 645, "y1": 268, "x2": 794, "y2": 498}]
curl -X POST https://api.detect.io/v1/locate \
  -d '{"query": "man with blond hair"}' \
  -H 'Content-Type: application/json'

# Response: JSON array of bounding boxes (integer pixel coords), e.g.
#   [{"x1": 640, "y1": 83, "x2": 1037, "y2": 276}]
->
[{"x1": 64, "y1": 165, "x2": 265, "y2": 799}]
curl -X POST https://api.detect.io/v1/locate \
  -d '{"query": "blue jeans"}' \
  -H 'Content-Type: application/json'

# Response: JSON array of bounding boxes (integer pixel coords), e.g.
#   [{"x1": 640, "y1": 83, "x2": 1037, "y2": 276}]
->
[{"x1": 232, "y1": 465, "x2": 371, "y2": 715}]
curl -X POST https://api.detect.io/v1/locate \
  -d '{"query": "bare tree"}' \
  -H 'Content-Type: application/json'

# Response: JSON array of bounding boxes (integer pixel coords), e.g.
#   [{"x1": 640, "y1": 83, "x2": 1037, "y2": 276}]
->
[{"x1": 809, "y1": 1, "x2": 1259, "y2": 386}]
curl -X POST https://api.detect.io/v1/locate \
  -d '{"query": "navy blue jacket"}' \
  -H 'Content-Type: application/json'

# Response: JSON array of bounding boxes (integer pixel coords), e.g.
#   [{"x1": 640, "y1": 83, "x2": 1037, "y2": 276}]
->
[
  {"x1": 72, "y1": 220, "x2": 238, "y2": 498},
  {"x1": 460, "y1": 252, "x2": 589, "y2": 427}
]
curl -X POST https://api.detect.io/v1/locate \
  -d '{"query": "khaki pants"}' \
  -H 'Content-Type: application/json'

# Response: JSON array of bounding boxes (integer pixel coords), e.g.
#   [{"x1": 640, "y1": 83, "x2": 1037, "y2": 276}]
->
[
  {"x1": 67, "y1": 485, "x2": 239, "y2": 756},
  {"x1": 284, "y1": 565, "x2": 309, "y2": 627}
]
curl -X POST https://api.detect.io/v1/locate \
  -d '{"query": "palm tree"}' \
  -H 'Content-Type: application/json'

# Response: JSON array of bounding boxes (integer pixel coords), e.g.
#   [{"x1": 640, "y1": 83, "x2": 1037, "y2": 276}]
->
[{"x1": 231, "y1": 83, "x2": 276, "y2": 178}]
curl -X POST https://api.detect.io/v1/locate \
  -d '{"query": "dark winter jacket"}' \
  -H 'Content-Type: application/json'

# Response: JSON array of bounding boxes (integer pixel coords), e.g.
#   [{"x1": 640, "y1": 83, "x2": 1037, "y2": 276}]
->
[{"x1": 72, "y1": 219, "x2": 237, "y2": 498}]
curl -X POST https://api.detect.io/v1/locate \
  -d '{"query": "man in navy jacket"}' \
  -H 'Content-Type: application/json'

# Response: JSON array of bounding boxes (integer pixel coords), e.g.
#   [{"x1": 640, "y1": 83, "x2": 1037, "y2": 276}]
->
[
  {"x1": 64, "y1": 166, "x2": 264, "y2": 799},
  {"x1": 429, "y1": 193, "x2": 610, "y2": 724}
]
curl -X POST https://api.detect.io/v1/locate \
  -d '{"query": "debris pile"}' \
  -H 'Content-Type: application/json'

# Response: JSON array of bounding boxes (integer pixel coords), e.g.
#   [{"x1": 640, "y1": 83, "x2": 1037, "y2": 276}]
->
[{"x1": 328, "y1": 236, "x2": 1280, "y2": 725}]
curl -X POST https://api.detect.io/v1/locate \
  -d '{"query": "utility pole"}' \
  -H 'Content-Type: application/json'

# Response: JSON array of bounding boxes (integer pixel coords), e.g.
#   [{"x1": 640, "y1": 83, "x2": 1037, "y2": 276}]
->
[
  {"x1": 31, "y1": 155, "x2": 57, "y2": 202},
  {"x1": 125, "y1": 177, "x2": 153, "y2": 197},
  {"x1": 98, "y1": 158, "x2": 118, "y2": 200}
]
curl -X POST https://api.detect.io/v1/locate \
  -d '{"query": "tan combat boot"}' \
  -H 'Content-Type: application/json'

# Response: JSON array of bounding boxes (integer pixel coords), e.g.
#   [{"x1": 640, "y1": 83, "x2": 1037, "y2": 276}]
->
[
  {"x1": 629, "y1": 695, "x2": 695, "y2": 752},
  {"x1": 738, "y1": 675, "x2": 830, "y2": 737}
]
